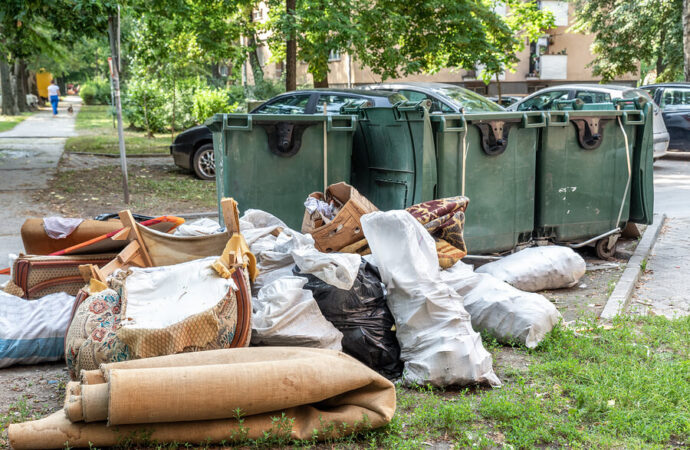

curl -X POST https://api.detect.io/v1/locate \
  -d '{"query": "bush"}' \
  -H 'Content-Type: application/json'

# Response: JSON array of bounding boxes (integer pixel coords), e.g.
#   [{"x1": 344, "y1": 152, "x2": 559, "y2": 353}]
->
[
  {"x1": 191, "y1": 87, "x2": 240, "y2": 124},
  {"x1": 79, "y1": 78, "x2": 111, "y2": 105},
  {"x1": 123, "y1": 77, "x2": 167, "y2": 136}
]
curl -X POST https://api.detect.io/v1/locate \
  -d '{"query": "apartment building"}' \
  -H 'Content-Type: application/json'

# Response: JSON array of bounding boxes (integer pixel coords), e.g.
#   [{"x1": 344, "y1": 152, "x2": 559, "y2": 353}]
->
[{"x1": 245, "y1": 1, "x2": 638, "y2": 95}]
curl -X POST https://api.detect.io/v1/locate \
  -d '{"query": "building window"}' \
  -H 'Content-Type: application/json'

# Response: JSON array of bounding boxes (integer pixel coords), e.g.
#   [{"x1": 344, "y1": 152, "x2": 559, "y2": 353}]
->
[
  {"x1": 328, "y1": 50, "x2": 341, "y2": 62},
  {"x1": 540, "y1": 1, "x2": 569, "y2": 27},
  {"x1": 252, "y1": 9, "x2": 262, "y2": 21}
]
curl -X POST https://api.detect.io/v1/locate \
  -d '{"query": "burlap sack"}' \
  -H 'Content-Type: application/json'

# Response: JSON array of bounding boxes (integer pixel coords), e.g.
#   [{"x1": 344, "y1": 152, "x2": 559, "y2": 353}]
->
[{"x1": 9, "y1": 347, "x2": 396, "y2": 449}]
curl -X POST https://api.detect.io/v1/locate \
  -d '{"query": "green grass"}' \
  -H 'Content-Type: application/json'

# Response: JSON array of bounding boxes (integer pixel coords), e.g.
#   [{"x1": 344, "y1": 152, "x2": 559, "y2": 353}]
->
[
  {"x1": 65, "y1": 105, "x2": 171, "y2": 155},
  {"x1": 360, "y1": 315, "x2": 689, "y2": 449},
  {"x1": 0, "y1": 112, "x2": 33, "y2": 132}
]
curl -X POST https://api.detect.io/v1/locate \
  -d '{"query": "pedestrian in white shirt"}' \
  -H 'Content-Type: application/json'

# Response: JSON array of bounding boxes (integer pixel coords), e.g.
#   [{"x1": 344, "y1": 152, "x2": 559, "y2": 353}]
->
[{"x1": 47, "y1": 80, "x2": 60, "y2": 115}]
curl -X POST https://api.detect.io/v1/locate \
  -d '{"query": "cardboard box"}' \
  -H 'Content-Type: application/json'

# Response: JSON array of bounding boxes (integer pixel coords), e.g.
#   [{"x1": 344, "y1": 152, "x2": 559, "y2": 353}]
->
[{"x1": 301, "y1": 182, "x2": 378, "y2": 253}]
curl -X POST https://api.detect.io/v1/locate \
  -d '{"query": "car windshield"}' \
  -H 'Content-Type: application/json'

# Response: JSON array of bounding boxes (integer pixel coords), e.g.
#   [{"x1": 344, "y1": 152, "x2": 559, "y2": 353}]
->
[{"x1": 433, "y1": 87, "x2": 503, "y2": 112}]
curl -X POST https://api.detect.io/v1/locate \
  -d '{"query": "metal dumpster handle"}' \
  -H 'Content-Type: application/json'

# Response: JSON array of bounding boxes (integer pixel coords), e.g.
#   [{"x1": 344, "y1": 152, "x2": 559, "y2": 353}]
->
[
  {"x1": 522, "y1": 112, "x2": 546, "y2": 128},
  {"x1": 393, "y1": 100, "x2": 431, "y2": 121},
  {"x1": 622, "y1": 110, "x2": 645, "y2": 125},
  {"x1": 474, "y1": 120, "x2": 516, "y2": 156},
  {"x1": 326, "y1": 115, "x2": 358, "y2": 132},
  {"x1": 439, "y1": 114, "x2": 466, "y2": 132},
  {"x1": 223, "y1": 115, "x2": 253, "y2": 131},
  {"x1": 570, "y1": 117, "x2": 612, "y2": 150},
  {"x1": 394, "y1": 100, "x2": 431, "y2": 112},
  {"x1": 546, "y1": 111, "x2": 569, "y2": 127}
]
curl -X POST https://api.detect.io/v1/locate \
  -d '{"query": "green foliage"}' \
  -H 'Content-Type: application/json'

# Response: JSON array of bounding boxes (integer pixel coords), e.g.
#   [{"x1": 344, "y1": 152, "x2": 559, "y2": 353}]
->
[
  {"x1": 192, "y1": 87, "x2": 240, "y2": 124},
  {"x1": 123, "y1": 76, "x2": 168, "y2": 136},
  {"x1": 573, "y1": 0, "x2": 683, "y2": 82},
  {"x1": 79, "y1": 78, "x2": 111, "y2": 105},
  {"x1": 264, "y1": 0, "x2": 553, "y2": 84}
]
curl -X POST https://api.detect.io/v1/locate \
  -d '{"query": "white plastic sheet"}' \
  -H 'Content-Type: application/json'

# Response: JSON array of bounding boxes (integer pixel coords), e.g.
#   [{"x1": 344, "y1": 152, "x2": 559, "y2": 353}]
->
[
  {"x1": 117, "y1": 257, "x2": 236, "y2": 329},
  {"x1": 251, "y1": 277, "x2": 343, "y2": 350},
  {"x1": 0, "y1": 291, "x2": 74, "y2": 368},
  {"x1": 291, "y1": 248, "x2": 361, "y2": 290},
  {"x1": 361, "y1": 210, "x2": 500, "y2": 387},
  {"x1": 476, "y1": 246, "x2": 586, "y2": 292},
  {"x1": 172, "y1": 218, "x2": 222, "y2": 237},
  {"x1": 441, "y1": 262, "x2": 562, "y2": 349}
]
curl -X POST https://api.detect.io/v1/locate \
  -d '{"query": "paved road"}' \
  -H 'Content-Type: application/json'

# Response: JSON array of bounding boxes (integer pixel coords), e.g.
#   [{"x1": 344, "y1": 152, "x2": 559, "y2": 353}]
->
[
  {"x1": 0, "y1": 96, "x2": 81, "y2": 283},
  {"x1": 630, "y1": 153, "x2": 690, "y2": 318}
]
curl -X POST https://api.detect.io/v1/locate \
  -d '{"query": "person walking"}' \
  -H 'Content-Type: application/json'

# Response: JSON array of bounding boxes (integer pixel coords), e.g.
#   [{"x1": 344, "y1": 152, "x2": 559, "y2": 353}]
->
[{"x1": 47, "y1": 79, "x2": 60, "y2": 116}]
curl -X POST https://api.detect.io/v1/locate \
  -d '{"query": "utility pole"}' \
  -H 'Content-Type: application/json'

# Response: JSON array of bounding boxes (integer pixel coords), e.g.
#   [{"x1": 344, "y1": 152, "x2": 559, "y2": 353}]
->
[{"x1": 108, "y1": 8, "x2": 130, "y2": 204}]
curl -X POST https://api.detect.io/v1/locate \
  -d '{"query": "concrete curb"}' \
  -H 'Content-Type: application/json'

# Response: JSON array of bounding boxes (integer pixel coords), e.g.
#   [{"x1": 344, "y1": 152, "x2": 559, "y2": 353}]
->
[
  {"x1": 66, "y1": 152, "x2": 168, "y2": 158},
  {"x1": 600, "y1": 213, "x2": 667, "y2": 320}
]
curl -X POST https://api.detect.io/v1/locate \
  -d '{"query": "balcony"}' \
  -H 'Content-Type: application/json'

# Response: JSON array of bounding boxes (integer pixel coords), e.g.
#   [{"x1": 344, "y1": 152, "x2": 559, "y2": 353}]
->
[{"x1": 538, "y1": 55, "x2": 567, "y2": 80}]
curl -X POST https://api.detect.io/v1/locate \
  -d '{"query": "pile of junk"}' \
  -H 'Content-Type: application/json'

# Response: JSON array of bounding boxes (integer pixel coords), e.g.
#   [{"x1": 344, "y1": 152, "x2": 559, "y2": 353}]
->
[{"x1": 0, "y1": 181, "x2": 589, "y2": 449}]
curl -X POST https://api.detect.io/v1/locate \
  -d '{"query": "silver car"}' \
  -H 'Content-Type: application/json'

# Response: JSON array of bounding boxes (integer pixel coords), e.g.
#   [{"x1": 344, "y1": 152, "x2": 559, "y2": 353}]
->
[{"x1": 508, "y1": 84, "x2": 669, "y2": 160}]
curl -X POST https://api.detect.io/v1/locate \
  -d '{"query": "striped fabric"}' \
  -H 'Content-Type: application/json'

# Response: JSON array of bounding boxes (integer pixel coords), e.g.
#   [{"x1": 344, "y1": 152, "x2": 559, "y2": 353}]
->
[{"x1": 0, "y1": 291, "x2": 74, "y2": 368}]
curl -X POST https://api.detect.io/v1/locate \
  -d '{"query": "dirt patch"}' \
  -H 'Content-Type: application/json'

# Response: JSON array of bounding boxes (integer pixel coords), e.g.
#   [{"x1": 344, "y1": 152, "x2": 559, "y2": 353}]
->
[
  {"x1": 0, "y1": 363, "x2": 69, "y2": 447},
  {"x1": 36, "y1": 158, "x2": 216, "y2": 218}
]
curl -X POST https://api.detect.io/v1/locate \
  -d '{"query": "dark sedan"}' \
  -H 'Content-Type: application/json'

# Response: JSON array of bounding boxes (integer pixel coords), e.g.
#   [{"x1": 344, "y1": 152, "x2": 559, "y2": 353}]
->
[
  {"x1": 171, "y1": 89, "x2": 406, "y2": 179},
  {"x1": 641, "y1": 83, "x2": 690, "y2": 151}
]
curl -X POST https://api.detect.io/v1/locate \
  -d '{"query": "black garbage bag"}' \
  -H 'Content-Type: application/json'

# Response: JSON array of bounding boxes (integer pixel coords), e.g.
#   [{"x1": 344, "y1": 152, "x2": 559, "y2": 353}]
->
[{"x1": 294, "y1": 261, "x2": 403, "y2": 379}]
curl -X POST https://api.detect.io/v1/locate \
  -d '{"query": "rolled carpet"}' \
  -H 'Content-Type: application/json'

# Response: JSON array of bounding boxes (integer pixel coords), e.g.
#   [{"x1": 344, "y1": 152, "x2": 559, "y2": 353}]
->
[{"x1": 9, "y1": 347, "x2": 396, "y2": 449}]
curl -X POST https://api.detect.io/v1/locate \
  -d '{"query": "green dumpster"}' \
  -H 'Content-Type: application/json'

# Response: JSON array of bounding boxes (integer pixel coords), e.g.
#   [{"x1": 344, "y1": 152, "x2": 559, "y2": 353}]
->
[
  {"x1": 627, "y1": 100, "x2": 655, "y2": 225},
  {"x1": 347, "y1": 101, "x2": 437, "y2": 210},
  {"x1": 206, "y1": 113, "x2": 357, "y2": 229},
  {"x1": 535, "y1": 103, "x2": 647, "y2": 257},
  {"x1": 431, "y1": 111, "x2": 546, "y2": 254}
]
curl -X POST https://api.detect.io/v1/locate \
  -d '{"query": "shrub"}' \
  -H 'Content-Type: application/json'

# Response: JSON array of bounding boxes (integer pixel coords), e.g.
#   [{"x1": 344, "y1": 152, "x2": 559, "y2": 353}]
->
[
  {"x1": 191, "y1": 87, "x2": 240, "y2": 124},
  {"x1": 123, "y1": 77, "x2": 167, "y2": 136},
  {"x1": 79, "y1": 78, "x2": 111, "y2": 105}
]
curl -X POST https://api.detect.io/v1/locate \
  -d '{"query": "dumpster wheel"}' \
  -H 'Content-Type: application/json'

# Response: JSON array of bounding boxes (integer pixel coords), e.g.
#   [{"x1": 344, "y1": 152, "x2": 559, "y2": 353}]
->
[{"x1": 595, "y1": 237, "x2": 617, "y2": 260}]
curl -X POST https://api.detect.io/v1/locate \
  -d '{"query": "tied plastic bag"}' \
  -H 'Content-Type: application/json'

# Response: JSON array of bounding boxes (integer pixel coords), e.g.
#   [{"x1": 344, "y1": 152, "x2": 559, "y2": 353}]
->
[
  {"x1": 476, "y1": 246, "x2": 586, "y2": 292},
  {"x1": 251, "y1": 277, "x2": 343, "y2": 350},
  {"x1": 361, "y1": 210, "x2": 500, "y2": 387},
  {"x1": 441, "y1": 262, "x2": 562, "y2": 349},
  {"x1": 242, "y1": 211, "x2": 315, "y2": 295},
  {"x1": 296, "y1": 261, "x2": 403, "y2": 380}
]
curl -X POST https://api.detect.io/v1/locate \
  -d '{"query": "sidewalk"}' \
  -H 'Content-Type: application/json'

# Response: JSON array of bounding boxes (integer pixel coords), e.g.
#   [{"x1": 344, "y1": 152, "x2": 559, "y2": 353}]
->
[
  {"x1": 629, "y1": 153, "x2": 690, "y2": 318},
  {"x1": 0, "y1": 96, "x2": 82, "y2": 282}
]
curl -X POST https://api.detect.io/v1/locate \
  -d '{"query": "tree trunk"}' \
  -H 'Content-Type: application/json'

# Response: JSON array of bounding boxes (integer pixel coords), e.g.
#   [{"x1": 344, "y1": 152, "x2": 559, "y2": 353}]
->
[
  {"x1": 656, "y1": 28, "x2": 667, "y2": 80},
  {"x1": 684, "y1": 0, "x2": 690, "y2": 81},
  {"x1": 285, "y1": 0, "x2": 297, "y2": 91},
  {"x1": 246, "y1": 10, "x2": 264, "y2": 85},
  {"x1": 495, "y1": 73, "x2": 502, "y2": 103},
  {"x1": 313, "y1": 75, "x2": 329, "y2": 88},
  {"x1": 14, "y1": 60, "x2": 28, "y2": 112},
  {"x1": 0, "y1": 57, "x2": 18, "y2": 115}
]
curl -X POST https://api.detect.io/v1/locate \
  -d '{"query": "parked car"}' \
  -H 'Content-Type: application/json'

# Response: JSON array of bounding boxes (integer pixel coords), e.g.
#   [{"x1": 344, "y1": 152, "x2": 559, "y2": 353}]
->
[
  {"x1": 488, "y1": 95, "x2": 524, "y2": 108},
  {"x1": 640, "y1": 83, "x2": 690, "y2": 152},
  {"x1": 508, "y1": 84, "x2": 670, "y2": 160},
  {"x1": 171, "y1": 89, "x2": 406, "y2": 180},
  {"x1": 365, "y1": 82, "x2": 504, "y2": 113}
]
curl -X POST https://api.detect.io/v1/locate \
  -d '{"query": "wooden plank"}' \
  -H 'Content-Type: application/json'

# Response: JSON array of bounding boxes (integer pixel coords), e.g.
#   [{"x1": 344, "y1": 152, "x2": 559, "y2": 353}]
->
[
  {"x1": 221, "y1": 198, "x2": 240, "y2": 235},
  {"x1": 118, "y1": 210, "x2": 153, "y2": 267}
]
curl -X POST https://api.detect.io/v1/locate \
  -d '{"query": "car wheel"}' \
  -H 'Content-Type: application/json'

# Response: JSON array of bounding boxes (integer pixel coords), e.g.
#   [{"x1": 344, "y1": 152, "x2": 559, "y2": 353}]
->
[{"x1": 193, "y1": 144, "x2": 215, "y2": 180}]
